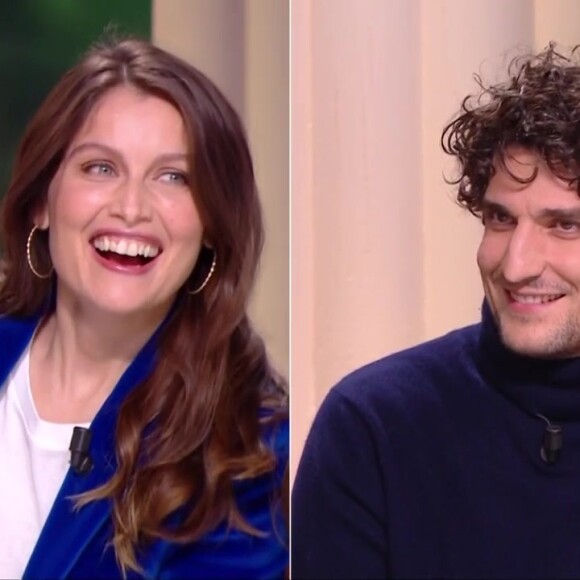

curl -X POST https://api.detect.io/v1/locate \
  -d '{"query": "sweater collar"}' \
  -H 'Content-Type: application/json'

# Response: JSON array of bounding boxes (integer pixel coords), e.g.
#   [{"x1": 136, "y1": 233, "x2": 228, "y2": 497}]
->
[{"x1": 478, "y1": 299, "x2": 580, "y2": 422}]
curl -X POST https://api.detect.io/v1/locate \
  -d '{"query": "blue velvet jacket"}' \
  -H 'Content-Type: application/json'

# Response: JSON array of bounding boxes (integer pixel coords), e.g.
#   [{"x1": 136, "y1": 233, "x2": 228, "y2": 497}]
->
[{"x1": 0, "y1": 314, "x2": 288, "y2": 579}]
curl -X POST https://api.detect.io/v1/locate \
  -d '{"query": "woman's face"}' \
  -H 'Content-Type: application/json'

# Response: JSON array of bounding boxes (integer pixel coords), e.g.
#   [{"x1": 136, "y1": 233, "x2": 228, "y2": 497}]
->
[{"x1": 39, "y1": 85, "x2": 204, "y2": 319}]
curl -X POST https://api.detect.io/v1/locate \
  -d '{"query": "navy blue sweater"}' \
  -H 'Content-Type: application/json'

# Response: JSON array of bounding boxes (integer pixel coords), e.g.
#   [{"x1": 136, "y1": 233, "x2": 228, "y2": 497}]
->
[{"x1": 292, "y1": 303, "x2": 580, "y2": 579}]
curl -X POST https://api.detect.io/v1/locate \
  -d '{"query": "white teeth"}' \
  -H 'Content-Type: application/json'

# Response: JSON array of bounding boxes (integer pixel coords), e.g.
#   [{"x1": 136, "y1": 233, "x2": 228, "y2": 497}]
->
[
  {"x1": 116, "y1": 239, "x2": 127, "y2": 255},
  {"x1": 92, "y1": 236, "x2": 160, "y2": 259},
  {"x1": 511, "y1": 293, "x2": 563, "y2": 304},
  {"x1": 127, "y1": 241, "x2": 138, "y2": 257}
]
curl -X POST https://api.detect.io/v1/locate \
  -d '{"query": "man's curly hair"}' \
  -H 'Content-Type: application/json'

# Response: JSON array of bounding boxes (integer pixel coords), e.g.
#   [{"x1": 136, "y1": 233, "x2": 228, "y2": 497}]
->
[{"x1": 442, "y1": 43, "x2": 580, "y2": 216}]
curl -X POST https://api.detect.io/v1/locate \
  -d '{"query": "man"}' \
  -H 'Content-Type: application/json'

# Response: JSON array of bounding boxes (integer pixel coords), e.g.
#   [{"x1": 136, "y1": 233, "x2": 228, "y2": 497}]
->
[{"x1": 292, "y1": 44, "x2": 580, "y2": 579}]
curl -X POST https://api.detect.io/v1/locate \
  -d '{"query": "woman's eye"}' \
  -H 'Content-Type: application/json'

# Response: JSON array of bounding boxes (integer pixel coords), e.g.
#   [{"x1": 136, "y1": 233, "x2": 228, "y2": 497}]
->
[
  {"x1": 82, "y1": 162, "x2": 115, "y2": 176},
  {"x1": 159, "y1": 171, "x2": 189, "y2": 186}
]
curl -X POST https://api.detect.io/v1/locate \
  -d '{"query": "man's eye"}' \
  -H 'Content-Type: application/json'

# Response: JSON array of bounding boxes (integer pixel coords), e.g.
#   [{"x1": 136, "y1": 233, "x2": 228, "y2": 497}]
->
[
  {"x1": 555, "y1": 220, "x2": 580, "y2": 233},
  {"x1": 482, "y1": 211, "x2": 513, "y2": 227}
]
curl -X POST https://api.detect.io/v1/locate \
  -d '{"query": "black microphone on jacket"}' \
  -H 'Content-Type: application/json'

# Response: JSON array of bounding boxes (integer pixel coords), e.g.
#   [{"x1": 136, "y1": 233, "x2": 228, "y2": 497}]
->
[
  {"x1": 69, "y1": 426, "x2": 93, "y2": 475},
  {"x1": 536, "y1": 414, "x2": 562, "y2": 465}
]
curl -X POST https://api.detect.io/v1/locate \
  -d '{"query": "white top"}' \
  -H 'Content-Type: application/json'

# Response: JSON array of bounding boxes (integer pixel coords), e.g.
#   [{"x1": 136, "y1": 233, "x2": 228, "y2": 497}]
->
[{"x1": 0, "y1": 346, "x2": 90, "y2": 578}]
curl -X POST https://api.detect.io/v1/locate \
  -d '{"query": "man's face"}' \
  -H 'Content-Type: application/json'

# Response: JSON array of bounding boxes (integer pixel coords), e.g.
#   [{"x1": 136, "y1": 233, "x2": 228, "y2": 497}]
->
[{"x1": 477, "y1": 148, "x2": 580, "y2": 358}]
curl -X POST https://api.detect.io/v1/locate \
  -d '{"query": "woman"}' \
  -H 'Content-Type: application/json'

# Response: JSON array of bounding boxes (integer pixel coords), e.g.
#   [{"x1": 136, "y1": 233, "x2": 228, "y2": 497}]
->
[{"x1": 0, "y1": 37, "x2": 288, "y2": 579}]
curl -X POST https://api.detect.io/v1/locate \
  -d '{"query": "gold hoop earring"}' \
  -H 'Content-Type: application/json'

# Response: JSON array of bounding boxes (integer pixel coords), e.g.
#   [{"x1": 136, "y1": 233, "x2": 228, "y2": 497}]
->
[
  {"x1": 26, "y1": 225, "x2": 53, "y2": 279},
  {"x1": 187, "y1": 250, "x2": 217, "y2": 295}
]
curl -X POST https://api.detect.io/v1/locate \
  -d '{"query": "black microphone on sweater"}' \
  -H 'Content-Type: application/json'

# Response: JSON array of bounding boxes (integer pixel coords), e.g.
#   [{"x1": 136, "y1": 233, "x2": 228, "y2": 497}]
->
[
  {"x1": 69, "y1": 426, "x2": 93, "y2": 475},
  {"x1": 536, "y1": 414, "x2": 562, "y2": 465}
]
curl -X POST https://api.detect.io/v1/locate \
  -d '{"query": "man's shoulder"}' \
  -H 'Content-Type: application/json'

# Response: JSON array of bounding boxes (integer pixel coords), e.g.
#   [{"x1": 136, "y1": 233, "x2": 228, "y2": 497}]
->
[{"x1": 332, "y1": 321, "x2": 481, "y2": 414}]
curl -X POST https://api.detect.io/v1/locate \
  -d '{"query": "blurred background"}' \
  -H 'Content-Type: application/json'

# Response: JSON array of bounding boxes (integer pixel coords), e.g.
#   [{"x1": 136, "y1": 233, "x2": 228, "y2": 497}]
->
[
  {"x1": 0, "y1": 0, "x2": 289, "y2": 378},
  {"x1": 0, "y1": 1, "x2": 150, "y2": 203},
  {"x1": 291, "y1": 0, "x2": 580, "y2": 479}
]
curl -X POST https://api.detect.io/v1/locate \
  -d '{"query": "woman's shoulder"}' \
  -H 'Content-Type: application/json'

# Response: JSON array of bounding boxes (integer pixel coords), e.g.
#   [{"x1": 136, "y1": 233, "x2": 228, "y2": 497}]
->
[
  {"x1": 0, "y1": 311, "x2": 40, "y2": 326},
  {"x1": 0, "y1": 313, "x2": 41, "y2": 369}
]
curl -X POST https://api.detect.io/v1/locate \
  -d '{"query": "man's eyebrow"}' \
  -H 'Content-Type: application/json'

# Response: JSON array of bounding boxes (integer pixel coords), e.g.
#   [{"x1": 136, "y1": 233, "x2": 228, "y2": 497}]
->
[
  {"x1": 480, "y1": 200, "x2": 513, "y2": 216},
  {"x1": 480, "y1": 200, "x2": 580, "y2": 221},
  {"x1": 538, "y1": 207, "x2": 580, "y2": 221}
]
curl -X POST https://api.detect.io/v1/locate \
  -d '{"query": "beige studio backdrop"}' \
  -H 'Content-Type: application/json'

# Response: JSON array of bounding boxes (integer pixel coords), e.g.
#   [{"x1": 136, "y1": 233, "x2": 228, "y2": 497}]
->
[
  {"x1": 291, "y1": 0, "x2": 580, "y2": 478},
  {"x1": 152, "y1": 0, "x2": 289, "y2": 378}
]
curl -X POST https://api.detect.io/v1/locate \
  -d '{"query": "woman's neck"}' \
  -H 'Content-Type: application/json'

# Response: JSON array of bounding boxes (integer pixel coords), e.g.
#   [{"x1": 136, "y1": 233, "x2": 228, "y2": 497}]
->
[{"x1": 29, "y1": 297, "x2": 169, "y2": 423}]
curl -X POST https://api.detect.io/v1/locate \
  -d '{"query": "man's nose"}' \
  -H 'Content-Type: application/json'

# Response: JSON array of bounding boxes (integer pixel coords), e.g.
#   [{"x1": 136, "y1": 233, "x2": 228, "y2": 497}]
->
[{"x1": 501, "y1": 224, "x2": 546, "y2": 284}]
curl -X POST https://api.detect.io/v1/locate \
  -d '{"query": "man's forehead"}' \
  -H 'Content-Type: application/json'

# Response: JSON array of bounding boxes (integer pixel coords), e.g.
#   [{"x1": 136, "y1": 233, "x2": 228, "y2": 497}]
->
[
  {"x1": 491, "y1": 148, "x2": 577, "y2": 185},
  {"x1": 489, "y1": 151, "x2": 546, "y2": 190},
  {"x1": 486, "y1": 153, "x2": 577, "y2": 202}
]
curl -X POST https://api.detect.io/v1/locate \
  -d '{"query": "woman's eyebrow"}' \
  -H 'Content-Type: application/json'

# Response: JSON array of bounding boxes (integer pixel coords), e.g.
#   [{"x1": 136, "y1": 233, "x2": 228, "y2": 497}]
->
[
  {"x1": 66, "y1": 142, "x2": 188, "y2": 164},
  {"x1": 154, "y1": 153, "x2": 189, "y2": 164},
  {"x1": 66, "y1": 141, "x2": 119, "y2": 160}
]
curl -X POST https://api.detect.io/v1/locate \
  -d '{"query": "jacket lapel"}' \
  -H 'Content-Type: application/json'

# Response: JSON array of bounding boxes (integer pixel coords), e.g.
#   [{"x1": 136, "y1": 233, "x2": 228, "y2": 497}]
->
[
  {"x1": 22, "y1": 321, "x2": 163, "y2": 579},
  {"x1": 0, "y1": 315, "x2": 39, "y2": 387}
]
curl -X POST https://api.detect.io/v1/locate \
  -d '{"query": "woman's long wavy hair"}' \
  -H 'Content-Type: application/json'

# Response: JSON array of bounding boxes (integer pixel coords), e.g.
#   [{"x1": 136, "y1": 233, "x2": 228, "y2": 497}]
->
[
  {"x1": 442, "y1": 43, "x2": 580, "y2": 214},
  {"x1": 0, "y1": 38, "x2": 287, "y2": 572}
]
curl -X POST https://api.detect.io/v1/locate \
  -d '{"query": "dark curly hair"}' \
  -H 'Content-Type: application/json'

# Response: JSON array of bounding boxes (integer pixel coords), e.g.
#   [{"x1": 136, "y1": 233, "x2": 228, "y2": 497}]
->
[{"x1": 442, "y1": 43, "x2": 580, "y2": 216}]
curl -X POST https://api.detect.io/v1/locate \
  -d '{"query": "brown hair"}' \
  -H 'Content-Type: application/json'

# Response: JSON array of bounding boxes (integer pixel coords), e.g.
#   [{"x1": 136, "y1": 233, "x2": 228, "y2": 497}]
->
[
  {"x1": 441, "y1": 43, "x2": 580, "y2": 214},
  {"x1": 0, "y1": 38, "x2": 287, "y2": 572}
]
